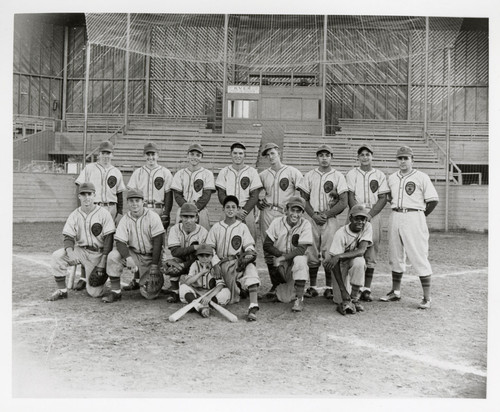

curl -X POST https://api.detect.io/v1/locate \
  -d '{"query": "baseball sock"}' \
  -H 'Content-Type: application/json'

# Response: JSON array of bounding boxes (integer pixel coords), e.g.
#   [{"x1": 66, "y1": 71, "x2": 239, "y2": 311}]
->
[
  {"x1": 185, "y1": 293, "x2": 195, "y2": 303},
  {"x1": 364, "y1": 267, "x2": 374, "y2": 289},
  {"x1": 80, "y1": 265, "x2": 87, "y2": 280},
  {"x1": 419, "y1": 275, "x2": 431, "y2": 300},
  {"x1": 133, "y1": 270, "x2": 140, "y2": 280},
  {"x1": 170, "y1": 279, "x2": 180, "y2": 293},
  {"x1": 308, "y1": 267, "x2": 318, "y2": 287},
  {"x1": 350, "y1": 284, "x2": 361, "y2": 301},
  {"x1": 248, "y1": 284, "x2": 259, "y2": 306},
  {"x1": 294, "y1": 280, "x2": 306, "y2": 299},
  {"x1": 55, "y1": 276, "x2": 67, "y2": 290},
  {"x1": 325, "y1": 269, "x2": 332, "y2": 288},
  {"x1": 110, "y1": 276, "x2": 121, "y2": 292},
  {"x1": 391, "y1": 271, "x2": 403, "y2": 292},
  {"x1": 267, "y1": 264, "x2": 279, "y2": 289}
]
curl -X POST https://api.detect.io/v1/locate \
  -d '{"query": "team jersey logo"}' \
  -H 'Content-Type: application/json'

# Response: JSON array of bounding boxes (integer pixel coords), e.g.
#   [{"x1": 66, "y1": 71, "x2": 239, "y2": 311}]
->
[
  {"x1": 370, "y1": 179, "x2": 379, "y2": 193},
  {"x1": 107, "y1": 176, "x2": 117, "y2": 189},
  {"x1": 91, "y1": 223, "x2": 103, "y2": 236},
  {"x1": 240, "y1": 177, "x2": 250, "y2": 190},
  {"x1": 405, "y1": 181, "x2": 416, "y2": 195},
  {"x1": 323, "y1": 180, "x2": 333, "y2": 193},
  {"x1": 291, "y1": 234, "x2": 299, "y2": 246},
  {"x1": 231, "y1": 235, "x2": 242, "y2": 250},
  {"x1": 193, "y1": 179, "x2": 204, "y2": 192},
  {"x1": 279, "y1": 177, "x2": 290, "y2": 191},
  {"x1": 154, "y1": 177, "x2": 164, "y2": 190},
  {"x1": 208, "y1": 278, "x2": 216, "y2": 289}
]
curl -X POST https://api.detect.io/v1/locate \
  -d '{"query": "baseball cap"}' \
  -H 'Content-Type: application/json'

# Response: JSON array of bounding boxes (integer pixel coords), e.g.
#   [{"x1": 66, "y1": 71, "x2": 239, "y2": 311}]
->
[
  {"x1": 396, "y1": 146, "x2": 413, "y2": 157},
  {"x1": 223, "y1": 195, "x2": 239, "y2": 208},
  {"x1": 180, "y1": 202, "x2": 198, "y2": 216},
  {"x1": 78, "y1": 182, "x2": 96, "y2": 194},
  {"x1": 287, "y1": 196, "x2": 306, "y2": 211},
  {"x1": 143, "y1": 142, "x2": 159, "y2": 154},
  {"x1": 261, "y1": 142, "x2": 279, "y2": 156},
  {"x1": 316, "y1": 144, "x2": 334, "y2": 156},
  {"x1": 99, "y1": 141, "x2": 114, "y2": 153},
  {"x1": 196, "y1": 244, "x2": 214, "y2": 256},
  {"x1": 188, "y1": 143, "x2": 204, "y2": 154},
  {"x1": 126, "y1": 188, "x2": 144, "y2": 200},
  {"x1": 230, "y1": 142, "x2": 246, "y2": 151},
  {"x1": 357, "y1": 143, "x2": 374, "y2": 155},
  {"x1": 349, "y1": 204, "x2": 370, "y2": 218}
]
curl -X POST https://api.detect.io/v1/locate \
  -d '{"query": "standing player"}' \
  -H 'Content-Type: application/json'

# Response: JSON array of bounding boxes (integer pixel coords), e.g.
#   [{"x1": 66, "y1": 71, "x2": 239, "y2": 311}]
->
[
  {"x1": 262, "y1": 196, "x2": 313, "y2": 312},
  {"x1": 345, "y1": 144, "x2": 389, "y2": 302},
  {"x1": 297, "y1": 144, "x2": 348, "y2": 299},
  {"x1": 105, "y1": 188, "x2": 165, "y2": 302},
  {"x1": 382, "y1": 146, "x2": 439, "y2": 309},
  {"x1": 47, "y1": 183, "x2": 115, "y2": 301},
  {"x1": 324, "y1": 204, "x2": 373, "y2": 315},
  {"x1": 257, "y1": 142, "x2": 303, "y2": 298},
  {"x1": 215, "y1": 142, "x2": 263, "y2": 242},
  {"x1": 163, "y1": 202, "x2": 209, "y2": 303},
  {"x1": 205, "y1": 195, "x2": 261, "y2": 322},
  {"x1": 171, "y1": 143, "x2": 215, "y2": 231},
  {"x1": 74, "y1": 140, "x2": 126, "y2": 290}
]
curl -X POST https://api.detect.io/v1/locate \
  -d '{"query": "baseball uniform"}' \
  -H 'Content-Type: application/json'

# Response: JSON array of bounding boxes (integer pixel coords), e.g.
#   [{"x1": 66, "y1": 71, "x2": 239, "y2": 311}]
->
[{"x1": 127, "y1": 165, "x2": 173, "y2": 215}]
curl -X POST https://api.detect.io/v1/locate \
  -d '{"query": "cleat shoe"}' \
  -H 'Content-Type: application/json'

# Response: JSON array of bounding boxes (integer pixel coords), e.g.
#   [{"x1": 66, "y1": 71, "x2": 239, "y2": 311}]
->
[
  {"x1": 200, "y1": 306, "x2": 211, "y2": 318},
  {"x1": 247, "y1": 306, "x2": 259, "y2": 322},
  {"x1": 47, "y1": 290, "x2": 68, "y2": 301},
  {"x1": 165, "y1": 291, "x2": 179, "y2": 303},
  {"x1": 74, "y1": 279, "x2": 86, "y2": 291},
  {"x1": 360, "y1": 289, "x2": 373, "y2": 302},
  {"x1": 123, "y1": 278, "x2": 140, "y2": 291},
  {"x1": 352, "y1": 299, "x2": 365, "y2": 312},
  {"x1": 291, "y1": 298, "x2": 304, "y2": 312},
  {"x1": 379, "y1": 290, "x2": 401, "y2": 302},
  {"x1": 336, "y1": 300, "x2": 356, "y2": 316},
  {"x1": 323, "y1": 288, "x2": 334, "y2": 300},
  {"x1": 102, "y1": 291, "x2": 122, "y2": 303},
  {"x1": 418, "y1": 298, "x2": 431, "y2": 309},
  {"x1": 304, "y1": 287, "x2": 319, "y2": 298}
]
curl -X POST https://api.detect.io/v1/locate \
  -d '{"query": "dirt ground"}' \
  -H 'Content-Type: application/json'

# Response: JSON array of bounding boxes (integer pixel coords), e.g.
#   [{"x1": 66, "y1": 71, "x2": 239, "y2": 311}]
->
[{"x1": 10, "y1": 223, "x2": 492, "y2": 403}]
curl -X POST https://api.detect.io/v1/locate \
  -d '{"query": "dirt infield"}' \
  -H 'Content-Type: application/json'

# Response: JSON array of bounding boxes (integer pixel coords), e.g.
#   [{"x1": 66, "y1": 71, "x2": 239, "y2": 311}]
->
[{"x1": 12, "y1": 223, "x2": 489, "y2": 399}]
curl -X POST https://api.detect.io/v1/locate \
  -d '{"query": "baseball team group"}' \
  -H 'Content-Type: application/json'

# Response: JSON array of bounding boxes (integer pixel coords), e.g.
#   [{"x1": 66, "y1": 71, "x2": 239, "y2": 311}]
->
[{"x1": 47, "y1": 138, "x2": 439, "y2": 321}]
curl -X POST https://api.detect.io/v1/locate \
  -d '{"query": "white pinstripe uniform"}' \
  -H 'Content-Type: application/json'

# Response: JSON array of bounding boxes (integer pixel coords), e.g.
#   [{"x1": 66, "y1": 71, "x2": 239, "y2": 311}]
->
[
  {"x1": 215, "y1": 165, "x2": 263, "y2": 241},
  {"x1": 345, "y1": 167, "x2": 389, "y2": 268},
  {"x1": 171, "y1": 167, "x2": 215, "y2": 230},
  {"x1": 265, "y1": 216, "x2": 313, "y2": 302},
  {"x1": 51, "y1": 206, "x2": 115, "y2": 297},
  {"x1": 127, "y1": 165, "x2": 173, "y2": 215},
  {"x1": 107, "y1": 209, "x2": 165, "y2": 278},
  {"x1": 387, "y1": 170, "x2": 439, "y2": 277},
  {"x1": 329, "y1": 222, "x2": 373, "y2": 304},
  {"x1": 297, "y1": 168, "x2": 349, "y2": 268},
  {"x1": 75, "y1": 163, "x2": 126, "y2": 219}
]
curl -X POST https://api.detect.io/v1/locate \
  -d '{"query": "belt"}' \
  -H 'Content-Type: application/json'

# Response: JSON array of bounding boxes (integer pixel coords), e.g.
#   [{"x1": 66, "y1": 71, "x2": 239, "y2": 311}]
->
[
  {"x1": 95, "y1": 202, "x2": 116, "y2": 206},
  {"x1": 145, "y1": 202, "x2": 164, "y2": 208},
  {"x1": 392, "y1": 208, "x2": 421, "y2": 213},
  {"x1": 81, "y1": 245, "x2": 103, "y2": 252},
  {"x1": 269, "y1": 205, "x2": 285, "y2": 213}
]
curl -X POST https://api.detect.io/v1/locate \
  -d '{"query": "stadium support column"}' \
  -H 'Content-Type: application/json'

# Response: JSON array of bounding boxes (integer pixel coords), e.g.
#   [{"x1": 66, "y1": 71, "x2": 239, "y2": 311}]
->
[
  {"x1": 83, "y1": 41, "x2": 91, "y2": 169},
  {"x1": 322, "y1": 15, "x2": 327, "y2": 137},
  {"x1": 423, "y1": 17, "x2": 429, "y2": 141},
  {"x1": 62, "y1": 26, "x2": 68, "y2": 131},
  {"x1": 222, "y1": 14, "x2": 229, "y2": 134},
  {"x1": 445, "y1": 47, "x2": 452, "y2": 233},
  {"x1": 124, "y1": 13, "x2": 130, "y2": 132}
]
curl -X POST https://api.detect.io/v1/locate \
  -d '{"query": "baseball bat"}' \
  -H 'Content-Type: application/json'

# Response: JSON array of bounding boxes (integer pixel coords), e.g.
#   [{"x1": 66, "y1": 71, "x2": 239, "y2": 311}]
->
[
  {"x1": 194, "y1": 290, "x2": 238, "y2": 322},
  {"x1": 67, "y1": 265, "x2": 77, "y2": 290},
  {"x1": 168, "y1": 290, "x2": 212, "y2": 323}
]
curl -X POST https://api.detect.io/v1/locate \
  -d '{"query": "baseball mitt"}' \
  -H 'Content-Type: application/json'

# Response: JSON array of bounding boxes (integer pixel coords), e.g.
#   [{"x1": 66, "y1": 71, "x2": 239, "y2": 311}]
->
[
  {"x1": 88, "y1": 267, "x2": 108, "y2": 287},
  {"x1": 236, "y1": 250, "x2": 257, "y2": 272},
  {"x1": 139, "y1": 265, "x2": 164, "y2": 300},
  {"x1": 162, "y1": 259, "x2": 186, "y2": 277},
  {"x1": 336, "y1": 300, "x2": 357, "y2": 316}
]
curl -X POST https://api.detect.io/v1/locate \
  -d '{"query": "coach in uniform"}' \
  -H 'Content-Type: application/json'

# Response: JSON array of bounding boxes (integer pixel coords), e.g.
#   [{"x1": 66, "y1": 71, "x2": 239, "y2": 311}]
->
[
  {"x1": 381, "y1": 146, "x2": 439, "y2": 309},
  {"x1": 258, "y1": 142, "x2": 303, "y2": 298},
  {"x1": 48, "y1": 183, "x2": 115, "y2": 301}
]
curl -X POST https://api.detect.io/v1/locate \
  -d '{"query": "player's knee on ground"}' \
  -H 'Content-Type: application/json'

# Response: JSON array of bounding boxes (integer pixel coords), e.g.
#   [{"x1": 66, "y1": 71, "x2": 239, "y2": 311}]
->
[{"x1": 179, "y1": 284, "x2": 195, "y2": 303}]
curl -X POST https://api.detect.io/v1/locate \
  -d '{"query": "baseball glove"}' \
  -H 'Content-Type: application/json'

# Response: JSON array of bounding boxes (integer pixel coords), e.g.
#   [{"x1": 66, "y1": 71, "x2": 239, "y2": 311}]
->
[
  {"x1": 236, "y1": 250, "x2": 257, "y2": 272},
  {"x1": 336, "y1": 300, "x2": 357, "y2": 316},
  {"x1": 139, "y1": 265, "x2": 164, "y2": 300},
  {"x1": 88, "y1": 267, "x2": 108, "y2": 287},
  {"x1": 162, "y1": 259, "x2": 186, "y2": 277}
]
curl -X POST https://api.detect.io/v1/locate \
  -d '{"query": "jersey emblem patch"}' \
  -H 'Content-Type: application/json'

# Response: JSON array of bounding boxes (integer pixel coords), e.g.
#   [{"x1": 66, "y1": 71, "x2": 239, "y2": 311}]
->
[
  {"x1": 154, "y1": 177, "x2": 164, "y2": 190},
  {"x1": 240, "y1": 177, "x2": 250, "y2": 190},
  {"x1": 323, "y1": 181, "x2": 333, "y2": 193},
  {"x1": 107, "y1": 176, "x2": 117, "y2": 189},
  {"x1": 291, "y1": 234, "x2": 300, "y2": 247},
  {"x1": 279, "y1": 178, "x2": 289, "y2": 191},
  {"x1": 91, "y1": 223, "x2": 103, "y2": 236},
  {"x1": 231, "y1": 235, "x2": 242, "y2": 251},
  {"x1": 370, "y1": 179, "x2": 379, "y2": 193},
  {"x1": 194, "y1": 179, "x2": 204, "y2": 192},
  {"x1": 405, "y1": 181, "x2": 416, "y2": 196}
]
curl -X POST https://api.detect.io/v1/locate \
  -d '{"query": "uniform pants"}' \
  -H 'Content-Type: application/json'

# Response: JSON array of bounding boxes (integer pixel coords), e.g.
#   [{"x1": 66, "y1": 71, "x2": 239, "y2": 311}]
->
[
  {"x1": 259, "y1": 207, "x2": 285, "y2": 265},
  {"x1": 275, "y1": 255, "x2": 309, "y2": 303},
  {"x1": 107, "y1": 248, "x2": 153, "y2": 279},
  {"x1": 331, "y1": 256, "x2": 366, "y2": 304}
]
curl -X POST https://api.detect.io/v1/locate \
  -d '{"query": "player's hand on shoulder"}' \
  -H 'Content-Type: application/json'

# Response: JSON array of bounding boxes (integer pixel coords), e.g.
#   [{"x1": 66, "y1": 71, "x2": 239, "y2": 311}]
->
[{"x1": 257, "y1": 198, "x2": 270, "y2": 210}]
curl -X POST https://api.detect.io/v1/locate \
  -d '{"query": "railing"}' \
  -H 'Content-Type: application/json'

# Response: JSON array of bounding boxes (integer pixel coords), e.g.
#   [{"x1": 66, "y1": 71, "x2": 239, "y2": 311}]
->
[
  {"x1": 85, "y1": 125, "x2": 125, "y2": 162},
  {"x1": 425, "y1": 131, "x2": 462, "y2": 184},
  {"x1": 13, "y1": 115, "x2": 59, "y2": 137}
]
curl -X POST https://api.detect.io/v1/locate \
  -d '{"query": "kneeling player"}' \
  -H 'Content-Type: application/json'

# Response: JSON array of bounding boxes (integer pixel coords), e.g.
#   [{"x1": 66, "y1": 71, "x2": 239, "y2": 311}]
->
[
  {"x1": 262, "y1": 196, "x2": 313, "y2": 312},
  {"x1": 179, "y1": 244, "x2": 230, "y2": 318},
  {"x1": 324, "y1": 205, "x2": 373, "y2": 315},
  {"x1": 48, "y1": 183, "x2": 115, "y2": 301}
]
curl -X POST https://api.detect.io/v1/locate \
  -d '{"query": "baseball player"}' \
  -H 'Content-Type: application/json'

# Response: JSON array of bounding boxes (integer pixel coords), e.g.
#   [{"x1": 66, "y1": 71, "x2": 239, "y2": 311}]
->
[
  {"x1": 381, "y1": 146, "x2": 439, "y2": 309},
  {"x1": 205, "y1": 195, "x2": 261, "y2": 322},
  {"x1": 324, "y1": 204, "x2": 373, "y2": 315},
  {"x1": 179, "y1": 244, "x2": 231, "y2": 318},
  {"x1": 74, "y1": 140, "x2": 126, "y2": 291},
  {"x1": 47, "y1": 182, "x2": 115, "y2": 301},
  {"x1": 297, "y1": 144, "x2": 348, "y2": 299},
  {"x1": 262, "y1": 196, "x2": 313, "y2": 312},
  {"x1": 171, "y1": 143, "x2": 215, "y2": 231},
  {"x1": 215, "y1": 142, "x2": 263, "y2": 242},
  {"x1": 163, "y1": 202, "x2": 209, "y2": 303},
  {"x1": 345, "y1": 143, "x2": 389, "y2": 302},
  {"x1": 257, "y1": 142, "x2": 303, "y2": 298},
  {"x1": 105, "y1": 188, "x2": 165, "y2": 302}
]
